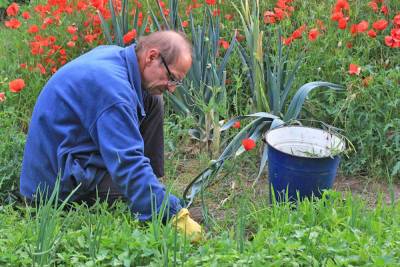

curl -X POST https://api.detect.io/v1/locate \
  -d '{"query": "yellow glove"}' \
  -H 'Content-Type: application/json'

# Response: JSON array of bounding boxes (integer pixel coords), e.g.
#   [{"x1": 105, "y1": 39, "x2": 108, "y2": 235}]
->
[{"x1": 172, "y1": 208, "x2": 203, "y2": 243}]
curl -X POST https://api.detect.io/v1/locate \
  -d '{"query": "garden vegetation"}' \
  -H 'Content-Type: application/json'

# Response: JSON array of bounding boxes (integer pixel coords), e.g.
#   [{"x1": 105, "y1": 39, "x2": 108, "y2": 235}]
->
[{"x1": 0, "y1": 0, "x2": 399, "y2": 265}]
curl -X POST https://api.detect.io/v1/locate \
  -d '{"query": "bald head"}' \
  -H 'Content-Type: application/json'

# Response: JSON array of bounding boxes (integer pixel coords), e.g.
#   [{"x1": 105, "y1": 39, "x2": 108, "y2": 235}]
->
[
  {"x1": 135, "y1": 31, "x2": 193, "y2": 95},
  {"x1": 136, "y1": 31, "x2": 192, "y2": 65}
]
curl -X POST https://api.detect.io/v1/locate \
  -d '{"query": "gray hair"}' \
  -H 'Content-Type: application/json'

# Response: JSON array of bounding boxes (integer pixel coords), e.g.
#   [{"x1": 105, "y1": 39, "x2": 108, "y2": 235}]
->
[{"x1": 135, "y1": 30, "x2": 192, "y2": 65}]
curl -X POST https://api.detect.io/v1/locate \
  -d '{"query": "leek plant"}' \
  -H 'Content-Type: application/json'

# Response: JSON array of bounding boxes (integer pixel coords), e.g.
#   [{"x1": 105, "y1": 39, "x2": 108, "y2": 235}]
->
[
  {"x1": 149, "y1": 0, "x2": 183, "y2": 31},
  {"x1": 167, "y1": 8, "x2": 236, "y2": 157},
  {"x1": 98, "y1": 0, "x2": 183, "y2": 46},
  {"x1": 150, "y1": 2, "x2": 235, "y2": 157},
  {"x1": 98, "y1": 0, "x2": 235, "y2": 157},
  {"x1": 98, "y1": 0, "x2": 149, "y2": 46},
  {"x1": 234, "y1": 0, "x2": 266, "y2": 112},
  {"x1": 182, "y1": 0, "x2": 343, "y2": 206}
]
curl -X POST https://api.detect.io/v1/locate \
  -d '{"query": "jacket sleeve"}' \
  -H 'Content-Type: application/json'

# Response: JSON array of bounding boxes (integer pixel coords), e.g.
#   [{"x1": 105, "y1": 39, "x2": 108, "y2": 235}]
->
[{"x1": 89, "y1": 102, "x2": 182, "y2": 221}]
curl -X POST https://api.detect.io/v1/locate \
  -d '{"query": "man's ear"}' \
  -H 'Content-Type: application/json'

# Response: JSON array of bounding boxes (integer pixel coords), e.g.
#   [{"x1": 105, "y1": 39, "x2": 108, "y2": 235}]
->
[{"x1": 146, "y1": 48, "x2": 159, "y2": 64}]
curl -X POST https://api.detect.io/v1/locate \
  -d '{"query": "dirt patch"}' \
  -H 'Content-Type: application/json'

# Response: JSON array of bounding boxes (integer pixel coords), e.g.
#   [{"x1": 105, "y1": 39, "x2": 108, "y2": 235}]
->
[
  {"x1": 333, "y1": 175, "x2": 400, "y2": 206},
  {"x1": 169, "y1": 157, "x2": 400, "y2": 224},
  {"x1": 190, "y1": 174, "x2": 400, "y2": 226}
]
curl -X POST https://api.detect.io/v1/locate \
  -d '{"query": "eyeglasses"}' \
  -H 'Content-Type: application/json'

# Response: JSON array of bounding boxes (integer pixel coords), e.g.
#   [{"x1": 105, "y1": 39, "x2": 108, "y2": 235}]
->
[{"x1": 159, "y1": 54, "x2": 183, "y2": 86}]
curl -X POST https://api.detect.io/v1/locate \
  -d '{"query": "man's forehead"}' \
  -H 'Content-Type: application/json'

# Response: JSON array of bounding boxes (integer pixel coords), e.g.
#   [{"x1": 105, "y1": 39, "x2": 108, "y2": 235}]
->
[{"x1": 170, "y1": 56, "x2": 192, "y2": 78}]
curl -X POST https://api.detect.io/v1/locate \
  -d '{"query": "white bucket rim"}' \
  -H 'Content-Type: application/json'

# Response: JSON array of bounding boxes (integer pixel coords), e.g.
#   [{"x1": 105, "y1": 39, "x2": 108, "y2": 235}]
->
[{"x1": 265, "y1": 125, "x2": 346, "y2": 159}]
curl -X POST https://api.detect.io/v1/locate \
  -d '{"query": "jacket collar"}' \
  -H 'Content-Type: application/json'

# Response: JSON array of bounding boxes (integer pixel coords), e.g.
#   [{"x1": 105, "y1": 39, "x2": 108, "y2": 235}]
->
[{"x1": 124, "y1": 44, "x2": 146, "y2": 118}]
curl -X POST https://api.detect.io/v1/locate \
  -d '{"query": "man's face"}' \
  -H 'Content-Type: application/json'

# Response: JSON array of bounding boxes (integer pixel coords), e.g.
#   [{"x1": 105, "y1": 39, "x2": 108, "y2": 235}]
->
[{"x1": 141, "y1": 49, "x2": 192, "y2": 96}]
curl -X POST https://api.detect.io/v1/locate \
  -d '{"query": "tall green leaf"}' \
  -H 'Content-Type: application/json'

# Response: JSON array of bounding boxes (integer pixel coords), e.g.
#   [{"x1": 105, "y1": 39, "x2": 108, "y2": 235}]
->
[{"x1": 284, "y1": 82, "x2": 344, "y2": 121}]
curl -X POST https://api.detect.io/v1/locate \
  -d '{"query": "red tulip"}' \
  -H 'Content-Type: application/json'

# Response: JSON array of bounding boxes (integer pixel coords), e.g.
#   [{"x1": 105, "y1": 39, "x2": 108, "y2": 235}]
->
[
  {"x1": 338, "y1": 18, "x2": 347, "y2": 29},
  {"x1": 292, "y1": 25, "x2": 306, "y2": 39},
  {"x1": 335, "y1": 0, "x2": 349, "y2": 12},
  {"x1": 384, "y1": 36, "x2": 394, "y2": 47},
  {"x1": 282, "y1": 36, "x2": 293, "y2": 46},
  {"x1": 21, "y1": 11, "x2": 30, "y2": 19},
  {"x1": 232, "y1": 121, "x2": 241, "y2": 129},
  {"x1": 27, "y1": 25, "x2": 39, "y2": 34},
  {"x1": 67, "y1": 25, "x2": 78, "y2": 35},
  {"x1": 356, "y1": 20, "x2": 369, "y2": 33},
  {"x1": 264, "y1": 11, "x2": 276, "y2": 24},
  {"x1": 212, "y1": 9, "x2": 220, "y2": 17},
  {"x1": 348, "y1": 63, "x2": 361, "y2": 75},
  {"x1": 368, "y1": 1, "x2": 378, "y2": 12},
  {"x1": 218, "y1": 39, "x2": 229, "y2": 50},
  {"x1": 9, "y1": 79, "x2": 25, "y2": 93},
  {"x1": 331, "y1": 12, "x2": 343, "y2": 22},
  {"x1": 394, "y1": 14, "x2": 400, "y2": 27},
  {"x1": 372, "y1": 19, "x2": 388, "y2": 31},
  {"x1": 67, "y1": 41, "x2": 75, "y2": 47},
  {"x1": 242, "y1": 138, "x2": 256, "y2": 151},
  {"x1": 380, "y1": 5, "x2": 388, "y2": 15},
  {"x1": 225, "y1": 14, "x2": 234, "y2": 21},
  {"x1": 368, "y1": 29, "x2": 377, "y2": 38},
  {"x1": 308, "y1": 28, "x2": 320, "y2": 41},
  {"x1": 6, "y1": 3, "x2": 19, "y2": 17},
  {"x1": 37, "y1": 64, "x2": 46, "y2": 75},
  {"x1": 5, "y1": 18, "x2": 21, "y2": 29},
  {"x1": 123, "y1": 29, "x2": 137, "y2": 44},
  {"x1": 391, "y1": 28, "x2": 400, "y2": 41}
]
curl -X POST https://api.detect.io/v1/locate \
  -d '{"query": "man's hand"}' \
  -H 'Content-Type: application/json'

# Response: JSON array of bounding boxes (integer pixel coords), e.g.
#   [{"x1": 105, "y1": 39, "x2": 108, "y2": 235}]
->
[{"x1": 172, "y1": 208, "x2": 203, "y2": 243}]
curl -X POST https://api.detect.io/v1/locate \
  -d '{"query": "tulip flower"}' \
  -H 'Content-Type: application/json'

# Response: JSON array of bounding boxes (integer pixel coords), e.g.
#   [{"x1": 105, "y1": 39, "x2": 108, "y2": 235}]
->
[
  {"x1": 9, "y1": 79, "x2": 26, "y2": 93},
  {"x1": 242, "y1": 138, "x2": 256, "y2": 151}
]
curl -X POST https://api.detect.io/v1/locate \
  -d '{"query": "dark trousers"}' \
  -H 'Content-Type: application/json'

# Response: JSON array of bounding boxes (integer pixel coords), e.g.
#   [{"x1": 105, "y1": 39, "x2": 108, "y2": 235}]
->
[
  {"x1": 77, "y1": 92, "x2": 165, "y2": 206},
  {"x1": 140, "y1": 92, "x2": 164, "y2": 178}
]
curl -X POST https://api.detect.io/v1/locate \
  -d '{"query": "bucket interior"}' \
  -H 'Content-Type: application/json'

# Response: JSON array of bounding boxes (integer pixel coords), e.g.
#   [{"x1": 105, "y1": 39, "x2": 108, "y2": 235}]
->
[{"x1": 266, "y1": 126, "x2": 345, "y2": 158}]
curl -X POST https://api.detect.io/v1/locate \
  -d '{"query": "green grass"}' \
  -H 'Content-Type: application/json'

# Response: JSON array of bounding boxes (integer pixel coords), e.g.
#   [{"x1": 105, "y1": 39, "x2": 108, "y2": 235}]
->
[{"x1": 1, "y1": 190, "x2": 399, "y2": 265}]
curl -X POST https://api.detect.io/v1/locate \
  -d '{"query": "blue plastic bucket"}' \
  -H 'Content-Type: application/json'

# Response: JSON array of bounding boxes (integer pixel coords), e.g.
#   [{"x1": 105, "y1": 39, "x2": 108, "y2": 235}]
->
[{"x1": 265, "y1": 126, "x2": 345, "y2": 202}]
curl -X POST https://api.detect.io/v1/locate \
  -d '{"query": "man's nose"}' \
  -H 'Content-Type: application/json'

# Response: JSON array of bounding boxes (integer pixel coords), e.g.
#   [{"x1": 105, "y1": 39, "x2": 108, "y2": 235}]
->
[{"x1": 167, "y1": 84, "x2": 177, "y2": 93}]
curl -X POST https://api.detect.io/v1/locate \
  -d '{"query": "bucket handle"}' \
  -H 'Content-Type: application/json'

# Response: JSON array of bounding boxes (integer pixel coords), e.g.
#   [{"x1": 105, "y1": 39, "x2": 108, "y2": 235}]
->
[{"x1": 270, "y1": 118, "x2": 343, "y2": 134}]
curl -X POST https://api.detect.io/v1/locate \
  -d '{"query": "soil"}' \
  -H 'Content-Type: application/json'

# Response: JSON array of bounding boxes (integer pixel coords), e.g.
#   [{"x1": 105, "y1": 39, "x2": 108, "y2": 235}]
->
[
  {"x1": 167, "y1": 156, "x2": 400, "y2": 224},
  {"x1": 186, "y1": 175, "x2": 400, "y2": 225},
  {"x1": 333, "y1": 175, "x2": 400, "y2": 206}
]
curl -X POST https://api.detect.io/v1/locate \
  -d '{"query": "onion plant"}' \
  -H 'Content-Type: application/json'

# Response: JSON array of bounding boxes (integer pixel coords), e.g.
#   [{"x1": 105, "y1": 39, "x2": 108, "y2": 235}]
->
[
  {"x1": 86, "y1": 202, "x2": 105, "y2": 262},
  {"x1": 29, "y1": 177, "x2": 79, "y2": 266}
]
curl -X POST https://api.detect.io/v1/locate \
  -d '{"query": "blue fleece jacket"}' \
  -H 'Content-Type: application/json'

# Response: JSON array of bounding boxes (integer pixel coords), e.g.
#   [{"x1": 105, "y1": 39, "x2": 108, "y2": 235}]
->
[{"x1": 20, "y1": 44, "x2": 182, "y2": 221}]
